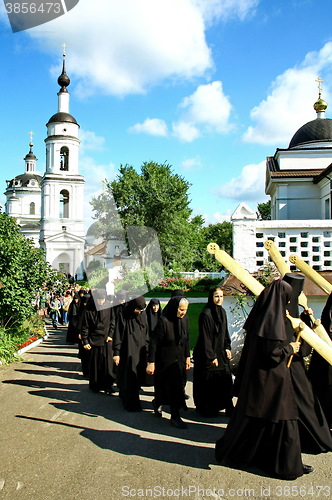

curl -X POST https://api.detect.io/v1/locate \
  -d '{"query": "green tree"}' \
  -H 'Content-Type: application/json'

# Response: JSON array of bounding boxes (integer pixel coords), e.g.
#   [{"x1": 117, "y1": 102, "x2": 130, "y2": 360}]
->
[
  {"x1": 90, "y1": 162, "x2": 204, "y2": 270},
  {"x1": 193, "y1": 221, "x2": 233, "y2": 270},
  {"x1": 0, "y1": 213, "x2": 51, "y2": 329},
  {"x1": 257, "y1": 200, "x2": 271, "y2": 220}
]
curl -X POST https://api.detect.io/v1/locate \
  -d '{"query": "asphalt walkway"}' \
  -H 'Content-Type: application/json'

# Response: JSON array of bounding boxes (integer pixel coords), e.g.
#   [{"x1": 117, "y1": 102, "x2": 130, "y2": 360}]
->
[{"x1": 0, "y1": 323, "x2": 331, "y2": 500}]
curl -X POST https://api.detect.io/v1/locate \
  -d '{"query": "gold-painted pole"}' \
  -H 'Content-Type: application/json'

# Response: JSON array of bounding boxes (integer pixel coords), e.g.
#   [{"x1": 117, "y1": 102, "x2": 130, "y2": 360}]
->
[
  {"x1": 289, "y1": 254, "x2": 332, "y2": 295},
  {"x1": 265, "y1": 242, "x2": 332, "y2": 347},
  {"x1": 207, "y1": 243, "x2": 332, "y2": 364},
  {"x1": 207, "y1": 243, "x2": 264, "y2": 296},
  {"x1": 286, "y1": 313, "x2": 332, "y2": 365}
]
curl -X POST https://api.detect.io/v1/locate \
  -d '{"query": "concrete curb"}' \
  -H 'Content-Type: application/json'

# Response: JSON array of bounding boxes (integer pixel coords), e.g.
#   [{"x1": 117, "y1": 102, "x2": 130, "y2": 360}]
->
[{"x1": 16, "y1": 325, "x2": 50, "y2": 356}]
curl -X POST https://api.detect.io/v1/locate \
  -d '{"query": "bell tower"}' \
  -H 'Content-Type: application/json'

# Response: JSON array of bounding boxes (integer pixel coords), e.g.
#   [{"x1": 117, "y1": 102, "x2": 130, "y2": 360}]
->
[{"x1": 40, "y1": 48, "x2": 85, "y2": 278}]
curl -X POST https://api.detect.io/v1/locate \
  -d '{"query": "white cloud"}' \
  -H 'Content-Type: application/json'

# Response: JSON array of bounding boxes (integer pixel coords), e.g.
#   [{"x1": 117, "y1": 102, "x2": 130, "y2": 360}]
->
[
  {"x1": 193, "y1": 0, "x2": 259, "y2": 24},
  {"x1": 180, "y1": 157, "x2": 202, "y2": 171},
  {"x1": 243, "y1": 42, "x2": 332, "y2": 146},
  {"x1": 20, "y1": 0, "x2": 259, "y2": 97},
  {"x1": 80, "y1": 155, "x2": 117, "y2": 226},
  {"x1": 28, "y1": 0, "x2": 213, "y2": 97},
  {"x1": 217, "y1": 160, "x2": 266, "y2": 201},
  {"x1": 173, "y1": 81, "x2": 233, "y2": 141},
  {"x1": 128, "y1": 118, "x2": 168, "y2": 136},
  {"x1": 172, "y1": 122, "x2": 201, "y2": 142},
  {"x1": 79, "y1": 130, "x2": 105, "y2": 151}
]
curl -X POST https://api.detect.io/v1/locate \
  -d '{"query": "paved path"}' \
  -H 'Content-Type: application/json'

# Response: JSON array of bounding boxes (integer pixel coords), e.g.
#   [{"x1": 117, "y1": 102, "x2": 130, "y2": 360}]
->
[{"x1": 0, "y1": 324, "x2": 331, "y2": 500}]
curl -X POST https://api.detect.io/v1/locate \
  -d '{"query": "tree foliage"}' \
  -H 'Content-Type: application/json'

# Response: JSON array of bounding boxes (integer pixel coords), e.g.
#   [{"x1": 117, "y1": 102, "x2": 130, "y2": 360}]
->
[
  {"x1": 0, "y1": 213, "x2": 53, "y2": 329},
  {"x1": 257, "y1": 200, "x2": 271, "y2": 220},
  {"x1": 90, "y1": 162, "x2": 205, "y2": 269},
  {"x1": 194, "y1": 221, "x2": 233, "y2": 270}
]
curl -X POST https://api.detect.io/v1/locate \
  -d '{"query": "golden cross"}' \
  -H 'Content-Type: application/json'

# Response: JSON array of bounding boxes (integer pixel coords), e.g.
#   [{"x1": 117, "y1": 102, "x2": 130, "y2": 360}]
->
[
  {"x1": 28, "y1": 130, "x2": 35, "y2": 143},
  {"x1": 315, "y1": 76, "x2": 324, "y2": 95}
]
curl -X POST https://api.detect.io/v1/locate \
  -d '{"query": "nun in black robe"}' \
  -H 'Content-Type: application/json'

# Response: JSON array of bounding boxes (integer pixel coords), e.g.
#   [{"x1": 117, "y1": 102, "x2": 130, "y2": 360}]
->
[
  {"x1": 80, "y1": 290, "x2": 116, "y2": 393},
  {"x1": 66, "y1": 293, "x2": 80, "y2": 343},
  {"x1": 215, "y1": 279, "x2": 307, "y2": 480},
  {"x1": 282, "y1": 273, "x2": 332, "y2": 452},
  {"x1": 145, "y1": 299, "x2": 162, "y2": 386},
  {"x1": 147, "y1": 296, "x2": 190, "y2": 428},
  {"x1": 113, "y1": 296, "x2": 148, "y2": 411},
  {"x1": 308, "y1": 293, "x2": 332, "y2": 428},
  {"x1": 77, "y1": 292, "x2": 91, "y2": 376},
  {"x1": 193, "y1": 287, "x2": 233, "y2": 417}
]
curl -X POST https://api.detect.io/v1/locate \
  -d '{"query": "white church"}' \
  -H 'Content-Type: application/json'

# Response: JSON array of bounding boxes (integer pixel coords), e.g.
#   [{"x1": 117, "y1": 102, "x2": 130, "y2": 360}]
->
[
  {"x1": 230, "y1": 80, "x2": 332, "y2": 318},
  {"x1": 4, "y1": 55, "x2": 86, "y2": 278}
]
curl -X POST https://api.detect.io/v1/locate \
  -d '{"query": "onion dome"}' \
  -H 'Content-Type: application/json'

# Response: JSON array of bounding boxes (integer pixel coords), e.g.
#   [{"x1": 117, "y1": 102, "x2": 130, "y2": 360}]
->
[{"x1": 57, "y1": 57, "x2": 70, "y2": 93}]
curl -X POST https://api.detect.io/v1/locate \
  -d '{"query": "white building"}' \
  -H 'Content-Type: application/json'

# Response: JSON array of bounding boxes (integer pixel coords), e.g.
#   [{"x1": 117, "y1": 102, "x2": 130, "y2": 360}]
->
[
  {"x1": 4, "y1": 55, "x2": 85, "y2": 278},
  {"x1": 231, "y1": 85, "x2": 332, "y2": 319}
]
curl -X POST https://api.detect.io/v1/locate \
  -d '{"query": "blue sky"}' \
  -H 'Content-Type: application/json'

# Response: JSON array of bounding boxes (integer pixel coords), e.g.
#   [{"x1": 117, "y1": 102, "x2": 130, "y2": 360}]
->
[{"x1": 1, "y1": 0, "x2": 332, "y2": 227}]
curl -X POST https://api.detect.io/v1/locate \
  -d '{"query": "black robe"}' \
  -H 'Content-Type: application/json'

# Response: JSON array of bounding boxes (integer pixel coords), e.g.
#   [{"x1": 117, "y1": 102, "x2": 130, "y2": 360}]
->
[
  {"x1": 81, "y1": 298, "x2": 115, "y2": 393},
  {"x1": 282, "y1": 273, "x2": 332, "y2": 453},
  {"x1": 148, "y1": 296, "x2": 190, "y2": 414},
  {"x1": 113, "y1": 297, "x2": 148, "y2": 411},
  {"x1": 308, "y1": 294, "x2": 332, "y2": 428},
  {"x1": 66, "y1": 297, "x2": 80, "y2": 343},
  {"x1": 193, "y1": 292, "x2": 233, "y2": 416},
  {"x1": 215, "y1": 279, "x2": 304, "y2": 479},
  {"x1": 145, "y1": 299, "x2": 162, "y2": 386}
]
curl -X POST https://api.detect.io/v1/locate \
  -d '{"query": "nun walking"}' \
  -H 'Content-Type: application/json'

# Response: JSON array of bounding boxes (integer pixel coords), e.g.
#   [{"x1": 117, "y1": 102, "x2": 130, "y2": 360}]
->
[
  {"x1": 147, "y1": 296, "x2": 190, "y2": 429},
  {"x1": 113, "y1": 296, "x2": 148, "y2": 412}
]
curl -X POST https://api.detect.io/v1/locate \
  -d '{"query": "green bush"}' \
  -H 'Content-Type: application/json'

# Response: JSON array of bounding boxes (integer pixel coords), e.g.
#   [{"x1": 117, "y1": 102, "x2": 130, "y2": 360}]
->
[{"x1": 0, "y1": 328, "x2": 19, "y2": 364}]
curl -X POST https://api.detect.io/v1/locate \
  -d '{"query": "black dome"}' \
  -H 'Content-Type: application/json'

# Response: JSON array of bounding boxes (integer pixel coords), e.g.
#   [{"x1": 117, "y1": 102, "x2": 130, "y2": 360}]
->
[
  {"x1": 7, "y1": 173, "x2": 42, "y2": 188},
  {"x1": 47, "y1": 112, "x2": 78, "y2": 125},
  {"x1": 289, "y1": 118, "x2": 332, "y2": 148}
]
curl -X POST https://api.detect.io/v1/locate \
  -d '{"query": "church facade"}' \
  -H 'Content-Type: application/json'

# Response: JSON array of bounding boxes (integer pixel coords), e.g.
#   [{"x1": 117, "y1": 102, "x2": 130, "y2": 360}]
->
[{"x1": 4, "y1": 56, "x2": 85, "y2": 278}]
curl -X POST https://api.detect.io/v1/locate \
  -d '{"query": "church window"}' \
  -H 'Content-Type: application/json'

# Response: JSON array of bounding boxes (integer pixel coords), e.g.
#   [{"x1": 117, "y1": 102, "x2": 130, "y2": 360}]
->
[
  {"x1": 60, "y1": 146, "x2": 69, "y2": 171},
  {"x1": 278, "y1": 232, "x2": 285, "y2": 238},
  {"x1": 312, "y1": 237, "x2": 320, "y2": 243},
  {"x1": 290, "y1": 237, "x2": 297, "y2": 242},
  {"x1": 59, "y1": 190, "x2": 69, "y2": 218},
  {"x1": 29, "y1": 202, "x2": 35, "y2": 215}
]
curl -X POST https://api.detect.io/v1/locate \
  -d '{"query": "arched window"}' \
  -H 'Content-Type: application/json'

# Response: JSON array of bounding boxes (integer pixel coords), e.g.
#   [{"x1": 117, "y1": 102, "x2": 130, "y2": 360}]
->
[
  {"x1": 29, "y1": 202, "x2": 35, "y2": 215},
  {"x1": 59, "y1": 190, "x2": 69, "y2": 218},
  {"x1": 60, "y1": 146, "x2": 69, "y2": 171}
]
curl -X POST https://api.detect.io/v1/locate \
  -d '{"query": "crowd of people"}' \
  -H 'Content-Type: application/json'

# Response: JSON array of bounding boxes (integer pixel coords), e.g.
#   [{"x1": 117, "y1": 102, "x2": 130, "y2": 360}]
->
[{"x1": 39, "y1": 277, "x2": 332, "y2": 481}]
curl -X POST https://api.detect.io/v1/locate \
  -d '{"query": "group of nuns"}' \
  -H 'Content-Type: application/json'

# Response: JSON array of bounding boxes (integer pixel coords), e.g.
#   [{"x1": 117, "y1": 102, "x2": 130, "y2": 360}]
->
[
  {"x1": 66, "y1": 287, "x2": 234, "y2": 430},
  {"x1": 66, "y1": 276, "x2": 332, "y2": 479}
]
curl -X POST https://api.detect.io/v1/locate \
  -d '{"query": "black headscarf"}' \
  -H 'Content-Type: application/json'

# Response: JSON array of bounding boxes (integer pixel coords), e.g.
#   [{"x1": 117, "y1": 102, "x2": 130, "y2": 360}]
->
[
  {"x1": 123, "y1": 296, "x2": 147, "y2": 327},
  {"x1": 243, "y1": 278, "x2": 293, "y2": 342},
  {"x1": 282, "y1": 273, "x2": 305, "y2": 317},
  {"x1": 146, "y1": 298, "x2": 162, "y2": 332},
  {"x1": 163, "y1": 295, "x2": 188, "y2": 344},
  {"x1": 205, "y1": 287, "x2": 224, "y2": 331}
]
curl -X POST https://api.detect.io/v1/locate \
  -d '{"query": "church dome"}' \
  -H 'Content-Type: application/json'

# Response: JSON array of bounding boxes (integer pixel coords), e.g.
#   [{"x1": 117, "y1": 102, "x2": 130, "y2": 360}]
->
[
  {"x1": 7, "y1": 173, "x2": 42, "y2": 189},
  {"x1": 289, "y1": 118, "x2": 332, "y2": 148},
  {"x1": 47, "y1": 111, "x2": 78, "y2": 125}
]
